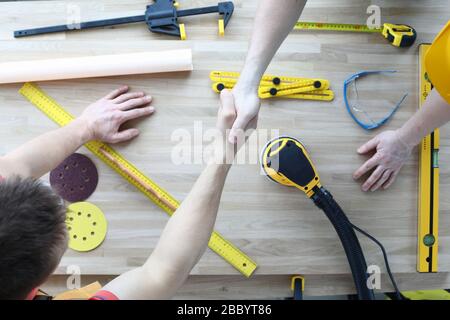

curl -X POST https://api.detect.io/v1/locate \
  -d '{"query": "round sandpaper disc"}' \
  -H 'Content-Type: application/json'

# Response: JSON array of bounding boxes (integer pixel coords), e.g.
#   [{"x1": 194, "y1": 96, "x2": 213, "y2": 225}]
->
[
  {"x1": 50, "y1": 153, "x2": 98, "y2": 202},
  {"x1": 66, "y1": 202, "x2": 107, "y2": 252}
]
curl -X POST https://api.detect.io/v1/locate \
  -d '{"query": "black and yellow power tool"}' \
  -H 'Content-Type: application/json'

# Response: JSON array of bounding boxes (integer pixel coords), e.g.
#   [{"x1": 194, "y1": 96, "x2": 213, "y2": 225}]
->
[{"x1": 261, "y1": 136, "x2": 402, "y2": 300}]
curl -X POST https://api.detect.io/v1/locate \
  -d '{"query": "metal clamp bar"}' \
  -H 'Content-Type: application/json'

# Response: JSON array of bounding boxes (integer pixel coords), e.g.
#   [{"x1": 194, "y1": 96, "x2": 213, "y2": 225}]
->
[
  {"x1": 178, "y1": 5, "x2": 219, "y2": 17},
  {"x1": 15, "y1": 15, "x2": 146, "y2": 38}
]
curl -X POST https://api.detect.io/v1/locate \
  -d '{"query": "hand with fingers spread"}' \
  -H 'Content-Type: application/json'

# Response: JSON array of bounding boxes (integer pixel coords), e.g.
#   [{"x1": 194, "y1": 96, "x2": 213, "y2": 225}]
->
[
  {"x1": 78, "y1": 85, "x2": 155, "y2": 144},
  {"x1": 353, "y1": 130, "x2": 413, "y2": 192},
  {"x1": 0, "y1": 85, "x2": 155, "y2": 179}
]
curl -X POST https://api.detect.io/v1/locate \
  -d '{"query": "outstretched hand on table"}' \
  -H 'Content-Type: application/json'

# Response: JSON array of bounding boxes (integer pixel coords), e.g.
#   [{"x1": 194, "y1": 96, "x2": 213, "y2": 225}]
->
[
  {"x1": 353, "y1": 130, "x2": 413, "y2": 192},
  {"x1": 78, "y1": 85, "x2": 155, "y2": 144}
]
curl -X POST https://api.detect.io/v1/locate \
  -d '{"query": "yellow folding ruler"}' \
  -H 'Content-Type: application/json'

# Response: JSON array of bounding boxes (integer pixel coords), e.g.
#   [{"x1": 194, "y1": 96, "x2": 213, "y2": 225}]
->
[
  {"x1": 210, "y1": 71, "x2": 334, "y2": 101},
  {"x1": 19, "y1": 82, "x2": 257, "y2": 277},
  {"x1": 418, "y1": 44, "x2": 439, "y2": 272}
]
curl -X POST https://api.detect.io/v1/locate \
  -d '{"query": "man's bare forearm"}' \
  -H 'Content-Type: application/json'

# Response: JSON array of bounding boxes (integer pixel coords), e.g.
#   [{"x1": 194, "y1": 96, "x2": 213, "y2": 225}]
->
[
  {"x1": 398, "y1": 88, "x2": 450, "y2": 147},
  {"x1": 237, "y1": 0, "x2": 307, "y2": 90},
  {"x1": 102, "y1": 162, "x2": 232, "y2": 300},
  {"x1": 145, "y1": 163, "x2": 231, "y2": 290},
  {"x1": 100, "y1": 90, "x2": 255, "y2": 299},
  {"x1": 0, "y1": 118, "x2": 91, "y2": 179}
]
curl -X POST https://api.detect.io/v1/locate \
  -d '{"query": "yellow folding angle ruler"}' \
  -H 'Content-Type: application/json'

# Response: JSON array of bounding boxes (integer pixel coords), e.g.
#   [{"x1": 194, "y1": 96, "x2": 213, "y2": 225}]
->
[
  {"x1": 210, "y1": 71, "x2": 334, "y2": 101},
  {"x1": 257, "y1": 78, "x2": 329, "y2": 99},
  {"x1": 417, "y1": 44, "x2": 439, "y2": 272},
  {"x1": 19, "y1": 82, "x2": 257, "y2": 277},
  {"x1": 210, "y1": 70, "x2": 324, "y2": 85}
]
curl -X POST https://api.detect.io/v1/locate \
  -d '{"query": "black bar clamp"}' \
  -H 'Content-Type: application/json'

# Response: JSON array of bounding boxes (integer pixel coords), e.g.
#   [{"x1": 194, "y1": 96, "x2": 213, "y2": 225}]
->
[{"x1": 14, "y1": 0, "x2": 234, "y2": 39}]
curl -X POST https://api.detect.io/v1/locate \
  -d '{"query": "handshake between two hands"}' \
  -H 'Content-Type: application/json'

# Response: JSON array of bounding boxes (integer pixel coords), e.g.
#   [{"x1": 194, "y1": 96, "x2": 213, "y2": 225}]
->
[{"x1": 76, "y1": 85, "x2": 412, "y2": 191}]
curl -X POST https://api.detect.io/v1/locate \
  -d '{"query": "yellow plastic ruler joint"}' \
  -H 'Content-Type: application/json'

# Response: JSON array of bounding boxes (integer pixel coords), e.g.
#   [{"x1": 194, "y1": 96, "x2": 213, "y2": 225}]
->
[
  {"x1": 19, "y1": 82, "x2": 257, "y2": 277},
  {"x1": 210, "y1": 70, "x2": 334, "y2": 101}
]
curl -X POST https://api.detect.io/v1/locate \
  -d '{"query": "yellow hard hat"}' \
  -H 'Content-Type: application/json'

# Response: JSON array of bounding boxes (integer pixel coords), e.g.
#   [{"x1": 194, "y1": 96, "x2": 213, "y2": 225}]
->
[{"x1": 425, "y1": 21, "x2": 450, "y2": 104}]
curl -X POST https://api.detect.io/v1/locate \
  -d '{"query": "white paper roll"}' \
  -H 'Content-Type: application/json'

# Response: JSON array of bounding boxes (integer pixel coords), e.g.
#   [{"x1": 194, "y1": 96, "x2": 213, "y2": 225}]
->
[{"x1": 0, "y1": 49, "x2": 193, "y2": 83}]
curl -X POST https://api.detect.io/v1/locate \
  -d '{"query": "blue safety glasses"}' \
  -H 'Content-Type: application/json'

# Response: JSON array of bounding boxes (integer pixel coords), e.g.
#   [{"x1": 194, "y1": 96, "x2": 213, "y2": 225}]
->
[{"x1": 343, "y1": 70, "x2": 408, "y2": 130}]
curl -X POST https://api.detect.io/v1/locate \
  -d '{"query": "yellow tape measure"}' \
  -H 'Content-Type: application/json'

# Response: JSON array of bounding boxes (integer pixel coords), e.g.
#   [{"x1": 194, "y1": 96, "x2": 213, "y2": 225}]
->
[
  {"x1": 294, "y1": 21, "x2": 381, "y2": 33},
  {"x1": 418, "y1": 44, "x2": 439, "y2": 272},
  {"x1": 294, "y1": 22, "x2": 417, "y2": 47},
  {"x1": 19, "y1": 82, "x2": 257, "y2": 277}
]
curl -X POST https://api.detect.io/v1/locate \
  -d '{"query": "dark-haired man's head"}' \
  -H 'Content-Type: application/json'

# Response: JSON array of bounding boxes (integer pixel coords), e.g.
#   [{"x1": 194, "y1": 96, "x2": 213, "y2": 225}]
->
[{"x1": 0, "y1": 177, "x2": 68, "y2": 300}]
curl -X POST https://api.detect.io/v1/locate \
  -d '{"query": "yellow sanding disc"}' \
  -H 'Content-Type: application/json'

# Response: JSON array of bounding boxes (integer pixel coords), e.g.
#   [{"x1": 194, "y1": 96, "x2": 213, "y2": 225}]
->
[{"x1": 66, "y1": 202, "x2": 107, "y2": 252}]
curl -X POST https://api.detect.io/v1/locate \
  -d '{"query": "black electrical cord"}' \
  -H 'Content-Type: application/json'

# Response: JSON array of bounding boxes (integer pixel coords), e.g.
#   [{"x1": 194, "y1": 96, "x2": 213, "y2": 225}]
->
[
  {"x1": 350, "y1": 223, "x2": 403, "y2": 300},
  {"x1": 312, "y1": 187, "x2": 375, "y2": 300},
  {"x1": 311, "y1": 185, "x2": 403, "y2": 300}
]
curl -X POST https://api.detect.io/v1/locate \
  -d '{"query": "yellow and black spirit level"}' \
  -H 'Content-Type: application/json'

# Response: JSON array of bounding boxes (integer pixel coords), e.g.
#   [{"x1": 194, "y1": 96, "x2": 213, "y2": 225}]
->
[{"x1": 417, "y1": 44, "x2": 439, "y2": 273}]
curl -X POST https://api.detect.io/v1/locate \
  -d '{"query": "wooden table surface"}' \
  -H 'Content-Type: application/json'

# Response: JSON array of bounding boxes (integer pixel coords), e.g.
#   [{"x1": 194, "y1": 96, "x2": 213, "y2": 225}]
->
[{"x1": 1, "y1": 0, "x2": 450, "y2": 295}]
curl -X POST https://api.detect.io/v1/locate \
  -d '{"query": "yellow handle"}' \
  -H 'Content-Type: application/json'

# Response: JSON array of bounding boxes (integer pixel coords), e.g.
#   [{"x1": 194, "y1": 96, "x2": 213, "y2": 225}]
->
[
  {"x1": 179, "y1": 23, "x2": 186, "y2": 40},
  {"x1": 218, "y1": 19, "x2": 225, "y2": 36}
]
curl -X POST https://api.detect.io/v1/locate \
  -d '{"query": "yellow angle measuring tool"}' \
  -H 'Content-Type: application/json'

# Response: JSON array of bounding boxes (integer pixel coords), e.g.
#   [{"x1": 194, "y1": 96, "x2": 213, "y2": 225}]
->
[
  {"x1": 257, "y1": 78, "x2": 328, "y2": 99},
  {"x1": 210, "y1": 70, "x2": 323, "y2": 86},
  {"x1": 19, "y1": 82, "x2": 257, "y2": 277},
  {"x1": 209, "y1": 71, "x2": 334, "y2": 101},
  {"x1": 294, "y1": 22, "x2": 417, "y2": 47},
  {"x1": 417, "y1": 44, "x2": 439, "y2": 273}
]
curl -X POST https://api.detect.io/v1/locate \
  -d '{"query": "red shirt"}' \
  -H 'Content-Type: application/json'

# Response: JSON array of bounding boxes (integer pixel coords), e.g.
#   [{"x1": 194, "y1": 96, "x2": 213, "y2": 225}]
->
[
  {"x1": 89, "y1": 290, "x2": 120, "y2": 300},
  {"x1": 27, "y1": 289, "x2": 119, "y2": 300}
]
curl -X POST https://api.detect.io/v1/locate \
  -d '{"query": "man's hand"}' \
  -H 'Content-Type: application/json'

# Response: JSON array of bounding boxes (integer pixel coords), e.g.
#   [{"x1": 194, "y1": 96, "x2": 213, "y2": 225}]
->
[
  {"x1": 214, "y1": 89, "x2": 258, "y2": 163},
  {"x1": 222, "y1": 85, "x2": 260, "y2": 144},
  {"x1": 78, "y1": 85, "x2": 154, "y2": 144},
  {"x1": 220, "y1": 0, "x2": 307, "y2": 144},
  {"x1": 353, "y1": 130, "x2": 413, "y2": 192}
]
